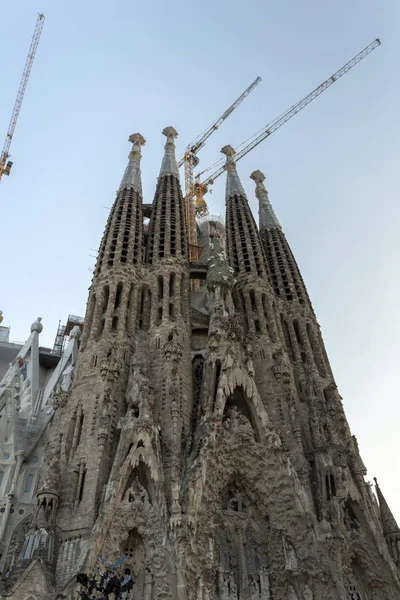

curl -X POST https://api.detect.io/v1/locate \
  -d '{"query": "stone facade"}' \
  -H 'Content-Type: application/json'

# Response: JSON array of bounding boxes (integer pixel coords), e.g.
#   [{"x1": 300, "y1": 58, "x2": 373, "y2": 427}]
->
[{"x1": 0, "y1": 129, "x2": 399, "y2": 600}]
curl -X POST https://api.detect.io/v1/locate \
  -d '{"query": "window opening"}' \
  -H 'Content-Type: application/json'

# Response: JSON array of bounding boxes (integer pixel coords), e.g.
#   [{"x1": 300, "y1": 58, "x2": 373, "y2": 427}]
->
[
  {"x1": 114, "y1": 283, "x2": 123, "y2": 309},
  {"x1": 169, "y1": 273, "x2": 175, "y2": 297},
  {"x1": 293, "y1": 319, "x2": 302, "y2": 344},
  {"x1": 78, "y1": 468, "x2": 86, "y2": 504},
  {"x1": 25, "y1": 474, "x2": 34, "y2": 494}
]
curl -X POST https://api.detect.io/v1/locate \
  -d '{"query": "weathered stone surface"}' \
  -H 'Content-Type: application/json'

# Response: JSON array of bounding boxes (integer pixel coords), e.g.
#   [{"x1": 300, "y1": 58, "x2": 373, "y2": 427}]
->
[{"x1": 0, "y1": 131, "x2": 399, "y2": 600}]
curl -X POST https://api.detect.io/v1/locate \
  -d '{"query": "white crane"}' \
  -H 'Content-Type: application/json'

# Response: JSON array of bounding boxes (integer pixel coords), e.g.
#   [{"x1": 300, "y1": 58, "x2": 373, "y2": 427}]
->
[{"x1": 0, "y1": 13, "x2": 45, "y2": 182}]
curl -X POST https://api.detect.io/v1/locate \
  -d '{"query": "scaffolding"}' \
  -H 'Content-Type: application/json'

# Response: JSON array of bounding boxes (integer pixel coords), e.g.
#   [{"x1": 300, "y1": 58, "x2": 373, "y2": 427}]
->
[{"x1": 53, "y1": 314, "x2": 84, "y2": 354}]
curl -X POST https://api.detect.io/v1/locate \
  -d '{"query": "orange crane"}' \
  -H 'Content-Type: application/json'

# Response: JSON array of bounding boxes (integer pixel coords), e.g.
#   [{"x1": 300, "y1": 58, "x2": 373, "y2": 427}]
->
[
  {"x1": 194, "y1": 38, "x2": 381, "y2": 214},
  {"x1": 0, "y1": 13, "x2": 45, "y2": 182},
  {"x1": 178, "y1": 77, "x2": 261, "y2": 259}
]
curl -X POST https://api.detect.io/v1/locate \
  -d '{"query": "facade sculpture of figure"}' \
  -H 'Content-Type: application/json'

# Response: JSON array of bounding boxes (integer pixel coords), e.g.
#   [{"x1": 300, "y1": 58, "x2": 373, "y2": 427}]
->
[
  {"x1": 229, "y1": 571, "x2": 238, "y2": 600},
  {"x1": 303, "y1": 584, "x2": 313, "y2": 600},
  {"x1": 288, "y1": 585, "x2": 299, "y2": 600},
  {"x1": 219, "y1": 569, "x2": 229, "y2": 600},
  {"x1": 250, "y1": 576, "x2": 260, "y2": 600},
  {"x1": 259, "y1": 567, "x2": 271, "y2": 600},
  {"x1": 265, "y1": 428, "x2": 281, "y2": 449},
  {"x1": 284, "y1": 539, "x2": 298, "y2": 571},
  {"x1": 144, "y1": 568, "x2": 152, "y2": 600}
]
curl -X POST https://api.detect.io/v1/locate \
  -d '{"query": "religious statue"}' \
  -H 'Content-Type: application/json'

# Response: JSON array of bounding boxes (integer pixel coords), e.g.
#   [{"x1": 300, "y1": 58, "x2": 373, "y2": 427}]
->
[
  {"x1": 229, "y1": 571, "x2": 238, "y2": 600},
  {"x1": 288, "y1": 585, "x2": 299, "y2": 600},
  {"x1": 259, "y1": 567, "x2": 271, "y2": 599},
  {"x1": 303, "y1": 584, "x2": 313, "y2": 600},
  {"x1": 250, "y1": 576, "x2": 260, "y2": 600},
  {"x1": 284, "y1": 539, "x2": 298, "y2": 571},
  {"x1": 265, "y1": 428, "x2": 281, "y2": 449}
]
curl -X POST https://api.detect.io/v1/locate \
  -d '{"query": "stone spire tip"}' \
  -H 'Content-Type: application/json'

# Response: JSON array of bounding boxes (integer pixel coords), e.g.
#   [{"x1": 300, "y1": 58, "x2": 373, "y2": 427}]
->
[
  {"x1": 119, "y1": 132, "x2": 145, "y2": 193},
  {"x1": 221, "y1": 144, "x2": 236, "y2": 158},
  {"x1": 250, "y1": 169, "x2": 265, "y2": 185},
  {"x1": 221, "y1": 145, "x2": 246, "y2": 199},
  {"x1": 251, "y1": 169, "x2": 282, "y2": 231},
  {"x1": 128, "y1": 132, "x2": 146, "y2": 147},
  {"x1": 159, "y1": 126, "x2": 179, "y2": 179},
  {"x1": 162, "y1": 126, "x2": 178, "y2": 140}
]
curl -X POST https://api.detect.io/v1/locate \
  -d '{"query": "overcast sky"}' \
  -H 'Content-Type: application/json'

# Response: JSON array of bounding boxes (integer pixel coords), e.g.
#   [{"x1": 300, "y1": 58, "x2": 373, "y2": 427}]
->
[{"x1": 1, "y1": 1, "x2": 399, "y2": 518}]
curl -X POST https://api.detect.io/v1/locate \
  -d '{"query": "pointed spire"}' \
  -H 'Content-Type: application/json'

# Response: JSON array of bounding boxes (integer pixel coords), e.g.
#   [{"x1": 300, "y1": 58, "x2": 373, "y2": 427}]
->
[
  {"x1": 119, "y1": 133, "x2": 146, "y2": 193},
  {"x1": 159, "y1": 126, "x2": 180, "y2": 179},
  {"x1": 250, "y1": 170, "x2": 282, "y2": 231},
  {"x1": 374, "y1": 478, "x2": 400, "y2": 535},
  {"x1": 221, "y1": 145, "x2": 247, "y2": 199}
]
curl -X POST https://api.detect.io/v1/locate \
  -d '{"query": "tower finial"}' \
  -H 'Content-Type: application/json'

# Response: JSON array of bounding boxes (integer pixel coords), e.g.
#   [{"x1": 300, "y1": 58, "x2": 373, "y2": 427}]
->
[
  {"x1": 221, "y1": 145, "x2": 247, "y2": 199},
  {"x1": 119, "y1": 133, "x2": 146, "y2": 193},
  {"x1": 159, "y1": 126, "x2": 179, "y2": 179},
  {"x1": 250, "y1": 170, "x2": 282, "y2": 231}
]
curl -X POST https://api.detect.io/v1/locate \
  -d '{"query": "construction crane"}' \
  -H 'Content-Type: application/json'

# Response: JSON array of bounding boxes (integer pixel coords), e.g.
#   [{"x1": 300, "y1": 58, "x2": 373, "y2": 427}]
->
[
  {"x1": 0, "y1": 13, "x2": 45, "y2": 182},
  {"x1": 179, "y1": 77, "x2": 261, "y2": 259},
  {"x1": 194, "y1": 38, "x2": 381, "y2": 213}
]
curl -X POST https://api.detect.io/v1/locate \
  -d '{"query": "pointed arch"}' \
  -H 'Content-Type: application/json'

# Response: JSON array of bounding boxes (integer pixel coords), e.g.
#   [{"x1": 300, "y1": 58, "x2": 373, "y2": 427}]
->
[
  {"x1": 216, "y1": 476, "x2": 271, "y2": 600},
  {"x1": 122, "y1": 459, "x2": 155, "y2": 505},
  {"x1": 222, "y1": 386, "x2": 260, "y2": 442},
  {"x1": 215, "y1": 370, "x2": 269, "y2": 443},
  {"x1": 116, "y1": 429, "x2": 161, "y2": 507},
  {"x1": 347, "y1": 557, "x2": 369, "y2": 600},
  {"x1": 3, "y1": 513, "x2": 33, "y2": 573}
]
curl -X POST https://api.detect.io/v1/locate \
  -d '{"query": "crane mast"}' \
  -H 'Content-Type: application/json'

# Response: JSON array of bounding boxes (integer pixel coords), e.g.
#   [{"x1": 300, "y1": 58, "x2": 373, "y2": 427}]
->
[
  {"x1": 0, "y1": 13, "x2": 45, "y2": 182},
  {"x1": 195, "y1": 38, "x2": 381, "y2": 204},
  {"x1": 180, "y1": 77, "x2": 261, "y2": 260}
]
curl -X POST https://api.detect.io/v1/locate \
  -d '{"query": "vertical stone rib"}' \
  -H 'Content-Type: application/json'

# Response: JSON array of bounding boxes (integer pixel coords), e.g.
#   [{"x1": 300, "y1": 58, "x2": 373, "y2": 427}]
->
[
  {"x1": 222, "y1": 145, "x2": 267, "y2": 281},
  {"x1": 93, "y1": 133, "x2": 145, "y2": 277},
  {"x1": 251, "y1": 169, "x2": 313, "y2": 310},
  {"x1": 147, "y1": 128, "x2": 188, "y2": 263}
]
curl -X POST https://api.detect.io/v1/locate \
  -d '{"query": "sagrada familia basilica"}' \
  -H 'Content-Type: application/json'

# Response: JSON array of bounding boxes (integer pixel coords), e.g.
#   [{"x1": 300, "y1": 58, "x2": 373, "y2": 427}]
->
[{"x1": 0, "y1": 128, "x2": 399, "y2": 599}]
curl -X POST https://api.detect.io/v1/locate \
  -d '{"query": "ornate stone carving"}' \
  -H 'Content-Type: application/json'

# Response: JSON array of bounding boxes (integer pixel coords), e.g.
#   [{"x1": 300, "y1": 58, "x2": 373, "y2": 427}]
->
[
  {"x1": 272, "y1": 347, "x2": 291, "y2": 383},
  {"x1": 39, "y1": 436, "x2": 61, "y2": 493},
  {"x1": 265, "y1": 427, "x2": 282, "y2": 449},
  {"x1": 100, "y1": 348, "x2": 121, "y2": 382},
  {"x1": 163, "y1": 327, "x2": 183, "y2": 366},
  {"x1": 223, "y1": 405, "x2": 254, "y2": 439},
  {"x1": 126, "y1": 364, "x2": 153, "y2": 421},
  {"x1": 288, "y1": 585, "x2": 299, "y2": 600},
  {"x1": 52, "y1": 391, "x2": 69, "y2": 410},
  {"x1": 283, "y1": 538, "x2": 299, "y2": 571},
  {"x1": 30, "y1": 316, "x2": 43, "y2": 333},
  {"x1": 303, "y1": 583, "x2": 313, "y2": 599}
]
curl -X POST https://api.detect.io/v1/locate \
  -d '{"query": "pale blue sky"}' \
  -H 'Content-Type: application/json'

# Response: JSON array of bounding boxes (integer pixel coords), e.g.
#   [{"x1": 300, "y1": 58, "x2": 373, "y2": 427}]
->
[{"x1": 1, "y1": 1, "x2": 399, "y2": 517}]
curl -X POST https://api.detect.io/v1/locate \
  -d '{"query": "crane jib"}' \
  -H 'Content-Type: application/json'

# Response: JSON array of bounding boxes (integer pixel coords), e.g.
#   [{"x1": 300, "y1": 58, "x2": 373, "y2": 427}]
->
[
  {"x1": 199, "y1": 37, "x2": 381, "y2": 189},
  {"x1": 0, "y1": 14, "x2": 45, "y2": 181}
]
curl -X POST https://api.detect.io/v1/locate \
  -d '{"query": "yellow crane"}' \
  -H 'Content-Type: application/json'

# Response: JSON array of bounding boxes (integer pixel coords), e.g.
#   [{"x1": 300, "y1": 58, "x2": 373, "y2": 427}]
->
[
  {"x1": 0, "y1": 13, "x2": 45, "y2": 182},
  {"x1": 178, "y1": 77, "x2": 261, "y2": 260},
  {"x1": 194, "y1": 39, "x2": 381, "y2": 216}
]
